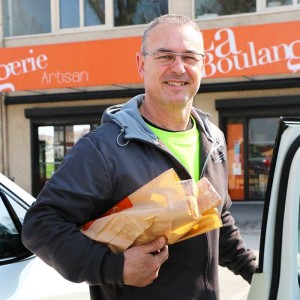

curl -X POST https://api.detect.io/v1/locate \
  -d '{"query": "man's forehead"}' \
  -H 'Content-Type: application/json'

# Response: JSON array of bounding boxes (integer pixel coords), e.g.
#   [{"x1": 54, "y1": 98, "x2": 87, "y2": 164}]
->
[
  {"x1": 146, "y1": 23, "x2": 203, "y2": 50},
  {"x1": 151, "y1": 22, "x2": 198, "y2": 32}
]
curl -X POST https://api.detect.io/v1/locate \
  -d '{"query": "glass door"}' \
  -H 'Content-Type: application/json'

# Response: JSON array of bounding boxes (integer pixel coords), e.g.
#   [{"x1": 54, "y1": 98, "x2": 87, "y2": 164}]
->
[
  {"x1": 226, "y1": 117, "x2": 278, "y2": 201},
  {"x1": 227, "y1": 119, "x2": 245, "y2": 200}
]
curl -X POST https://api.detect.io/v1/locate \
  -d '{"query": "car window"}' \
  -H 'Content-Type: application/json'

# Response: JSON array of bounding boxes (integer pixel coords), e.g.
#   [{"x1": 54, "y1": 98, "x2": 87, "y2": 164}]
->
[{"x1": 0, "y1": 189, "x2": 31, "y2": 262}]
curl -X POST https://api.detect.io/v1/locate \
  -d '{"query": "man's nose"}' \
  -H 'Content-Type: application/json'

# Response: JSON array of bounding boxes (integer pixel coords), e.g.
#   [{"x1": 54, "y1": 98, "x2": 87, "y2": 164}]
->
[{"x1": 170, "y1": 55, "x2": 186, "y2": 74}]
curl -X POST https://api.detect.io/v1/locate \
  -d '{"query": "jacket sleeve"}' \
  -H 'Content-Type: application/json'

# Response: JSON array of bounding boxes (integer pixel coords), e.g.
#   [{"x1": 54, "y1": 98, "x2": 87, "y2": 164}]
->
[
  {"x1": 219, "y1": 194, "x2": 257, "y2": 284},
  {"x1": 22, "y1": 136, "x2": 124, "y2": 285}
]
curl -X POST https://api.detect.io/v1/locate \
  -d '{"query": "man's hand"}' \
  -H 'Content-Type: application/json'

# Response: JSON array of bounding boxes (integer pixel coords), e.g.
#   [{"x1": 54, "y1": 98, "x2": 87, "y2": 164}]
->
[{"x1": 123, "y1": 236, "x2": 169, "y2": 287}]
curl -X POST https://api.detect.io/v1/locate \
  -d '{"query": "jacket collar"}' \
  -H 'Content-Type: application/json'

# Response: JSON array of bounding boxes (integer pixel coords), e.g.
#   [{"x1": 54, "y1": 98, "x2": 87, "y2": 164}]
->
[{"x1": 102, "y1": 94, "x2": 215, "y2": 144}]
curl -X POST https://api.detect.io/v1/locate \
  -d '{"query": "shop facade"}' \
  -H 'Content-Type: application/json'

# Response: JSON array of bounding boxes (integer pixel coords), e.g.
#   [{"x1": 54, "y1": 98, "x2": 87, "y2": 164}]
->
[{"x1": 0, "y1": 0, "x2": 299, "y2": 201}]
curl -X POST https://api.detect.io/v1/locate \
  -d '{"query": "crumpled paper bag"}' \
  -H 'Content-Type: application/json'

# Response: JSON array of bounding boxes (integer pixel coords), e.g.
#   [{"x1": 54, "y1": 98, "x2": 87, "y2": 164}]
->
[{"x1": 81, "y1": 169, "x2": 222, "y2": 253}]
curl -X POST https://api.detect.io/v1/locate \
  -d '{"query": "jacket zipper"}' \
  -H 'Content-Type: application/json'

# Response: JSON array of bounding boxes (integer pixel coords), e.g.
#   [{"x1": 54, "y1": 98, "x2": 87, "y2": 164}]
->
[{"x1": 200, "y1": 144, "x2": 215, "y2": 300}]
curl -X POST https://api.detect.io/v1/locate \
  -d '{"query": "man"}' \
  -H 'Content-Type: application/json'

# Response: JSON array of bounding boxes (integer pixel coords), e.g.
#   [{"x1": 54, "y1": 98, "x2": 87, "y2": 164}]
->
[{"x1": 22, "y1": 14, "x2": 257, "y2": 300}]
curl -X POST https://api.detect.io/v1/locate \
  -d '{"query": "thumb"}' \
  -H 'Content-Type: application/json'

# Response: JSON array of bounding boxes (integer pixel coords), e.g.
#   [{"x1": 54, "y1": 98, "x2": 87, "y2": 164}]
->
[{"x1": 142, "y1": 236, "x2": 167, "y2": 254}]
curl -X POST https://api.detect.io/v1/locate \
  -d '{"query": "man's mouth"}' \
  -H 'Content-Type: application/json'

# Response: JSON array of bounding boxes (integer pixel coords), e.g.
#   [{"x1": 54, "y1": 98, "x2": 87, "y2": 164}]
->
[{"x1": 166, "y1": 81, "x2": 187, "y2": 86}]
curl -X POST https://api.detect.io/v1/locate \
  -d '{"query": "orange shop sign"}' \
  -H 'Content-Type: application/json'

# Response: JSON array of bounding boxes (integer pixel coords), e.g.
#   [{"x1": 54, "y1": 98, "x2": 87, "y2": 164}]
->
[
  {"x1": 202, "y1": 21, "x2": 300, "y2": 78},
  {"x1": 0, "y1": 21, "x2": 299, "y2": 93}
]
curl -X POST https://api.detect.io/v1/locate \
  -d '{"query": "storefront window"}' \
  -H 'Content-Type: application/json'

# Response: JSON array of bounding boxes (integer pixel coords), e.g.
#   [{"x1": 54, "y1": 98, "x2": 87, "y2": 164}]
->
[
  {"x1": 226, "y1": 117, "x2": 277, "y2": 201},
  {"x1": 84, "y1": 0, "x2": 105, "y2": 26},
  {"x1": 60, "y1": 0, "x2": 105, "y2": 29},
  {"x1": 114, "y1": 0, "x2": 168, "y2": 26},
  {"x1": 267, "y1": 0, "x2": 292, "y2": 7},
  {"x1": 38, "y1": 124, "x2": 96, "y2": 183},
  {"x1": 3, "y1": 0, "x2": 51, "y2": 37},
  {"x1": 195, "y1": 0, "x2": 256, "y2": 19},
  {"x1": 60, "y1": 0, "x2": 80, "y2": 28},
  {"x1": 248, "y1": 118, "x2": 277, "y2": 200}
]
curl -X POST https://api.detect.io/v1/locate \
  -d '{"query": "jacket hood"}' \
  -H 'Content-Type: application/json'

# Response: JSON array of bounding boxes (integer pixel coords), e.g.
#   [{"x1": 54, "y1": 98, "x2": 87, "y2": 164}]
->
[
  {"x1": 101, "y1": 94, "x2": 215, "y2": 145},
  {"x1": 102, "y1": 94, "x2": 158, "y2": 145}
]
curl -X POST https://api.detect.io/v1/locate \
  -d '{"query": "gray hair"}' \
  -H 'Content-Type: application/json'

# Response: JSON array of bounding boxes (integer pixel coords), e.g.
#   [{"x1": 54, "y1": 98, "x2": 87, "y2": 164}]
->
[{"x1": 141, "y1": 14, "x2": 202, "y2": 53}]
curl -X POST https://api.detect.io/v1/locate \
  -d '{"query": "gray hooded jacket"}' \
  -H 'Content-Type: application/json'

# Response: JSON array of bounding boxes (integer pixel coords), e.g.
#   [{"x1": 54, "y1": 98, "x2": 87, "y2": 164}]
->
[{"x1": 22, "y1": 95, "x2": 257, "y2": 300}]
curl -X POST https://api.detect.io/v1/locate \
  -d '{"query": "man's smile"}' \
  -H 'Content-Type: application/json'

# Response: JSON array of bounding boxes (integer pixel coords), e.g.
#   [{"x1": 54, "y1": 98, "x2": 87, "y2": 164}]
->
[{"x1": 165, "y1": 81, "x2": 187, "y2": 86}]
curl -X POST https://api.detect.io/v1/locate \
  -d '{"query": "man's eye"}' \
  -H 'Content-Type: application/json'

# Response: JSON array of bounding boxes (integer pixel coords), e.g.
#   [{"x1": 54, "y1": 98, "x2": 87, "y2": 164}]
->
[
  {"x1": 183, "y1": 55, "x2": 198, "y2": 62},
  {"x1": 157, "y1": 54, "x2": 174, "y2": 60}
]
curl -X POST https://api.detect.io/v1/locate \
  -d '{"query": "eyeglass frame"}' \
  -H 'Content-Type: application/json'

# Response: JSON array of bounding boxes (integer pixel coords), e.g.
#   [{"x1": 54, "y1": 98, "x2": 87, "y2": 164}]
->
[{"x1": 142, "y1": 50, "x2": 205, "y2": 66}]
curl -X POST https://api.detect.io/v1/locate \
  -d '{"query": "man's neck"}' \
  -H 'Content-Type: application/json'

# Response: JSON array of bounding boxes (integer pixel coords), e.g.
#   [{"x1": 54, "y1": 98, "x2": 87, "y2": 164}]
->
[{"x1": 139, "y1": 99, "x2": 192, "y2": 131}]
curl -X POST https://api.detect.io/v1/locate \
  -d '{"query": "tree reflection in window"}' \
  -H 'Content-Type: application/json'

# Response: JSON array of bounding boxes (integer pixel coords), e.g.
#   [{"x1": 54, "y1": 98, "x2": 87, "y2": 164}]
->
[
  {"x1": 195, "y1": 0, "x2": 256, "y2": 19},
  {"x1": 114, "y1": 0, "x2": 168, "y2": 26}
]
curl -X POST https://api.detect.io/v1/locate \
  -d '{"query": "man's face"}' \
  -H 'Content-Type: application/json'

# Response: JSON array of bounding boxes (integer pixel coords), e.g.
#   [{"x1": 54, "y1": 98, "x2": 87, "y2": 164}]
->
[{"x1": 137, "y1": 23, "x2": 204, "y2": 108}]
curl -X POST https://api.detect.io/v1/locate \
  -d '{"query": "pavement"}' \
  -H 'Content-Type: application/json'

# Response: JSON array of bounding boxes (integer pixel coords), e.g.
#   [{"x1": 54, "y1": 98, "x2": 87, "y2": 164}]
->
[{"x1": 219, "y1": 202, "x2": 263, "y2": 300}]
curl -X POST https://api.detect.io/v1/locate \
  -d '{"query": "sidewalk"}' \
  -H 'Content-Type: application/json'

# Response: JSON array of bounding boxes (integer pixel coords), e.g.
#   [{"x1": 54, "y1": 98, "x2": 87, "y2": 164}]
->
[
  {"x1": 219, "y1": 231, "x2": 260, "y2": 300},
  {"x1": 219, "y1": 202, "x2": 262, "y2": 300}
]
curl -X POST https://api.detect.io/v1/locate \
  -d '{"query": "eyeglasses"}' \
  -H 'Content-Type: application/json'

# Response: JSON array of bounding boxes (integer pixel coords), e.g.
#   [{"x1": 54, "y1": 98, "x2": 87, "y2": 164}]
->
[{"x1": 142, "y1": 51, "x2": 205, "y2": 66}]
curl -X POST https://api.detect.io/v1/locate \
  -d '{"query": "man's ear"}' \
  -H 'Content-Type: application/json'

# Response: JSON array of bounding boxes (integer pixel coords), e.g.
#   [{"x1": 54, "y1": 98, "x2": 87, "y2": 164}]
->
[{"x1": 136, "y1": 52, "x2": 145, "y2": 79}]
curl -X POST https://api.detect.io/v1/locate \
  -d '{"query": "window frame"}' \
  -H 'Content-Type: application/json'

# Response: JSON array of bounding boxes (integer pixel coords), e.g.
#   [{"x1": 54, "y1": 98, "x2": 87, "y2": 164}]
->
[
  {"x1": 224, "y1": 116, "x2": 277, "y2": 201},
  {"x1": 52, "y1": 0, "x2": 113, "y2": 32},
  {"x1": 25, "y1": 104, "x2": 109, "y2": 197},
  {"x1": 2, "y1": 0, "x2": 52, "y2": 37}
]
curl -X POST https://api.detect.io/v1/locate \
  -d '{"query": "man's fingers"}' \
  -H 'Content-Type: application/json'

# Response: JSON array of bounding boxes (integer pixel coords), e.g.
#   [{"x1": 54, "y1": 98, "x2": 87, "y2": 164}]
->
[
  {"x1": 154, "y1": 245, "x2": 169, "y2": 264},
  {"x1": 143, "y1": 236, "x2": 168, "y2": 254},
  {"x1": 123, "y1": 238, "x2": 169, "y2": 287}
]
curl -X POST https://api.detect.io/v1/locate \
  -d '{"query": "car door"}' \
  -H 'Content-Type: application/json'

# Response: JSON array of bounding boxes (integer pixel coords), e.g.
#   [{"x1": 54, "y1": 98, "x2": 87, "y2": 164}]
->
[
  {"x1": 0, "y1": 174, "x2": 89, "y2": 300},
  {"x1": 248, "y1": 117, "x2": 300, "y2": 300},
  {"x1": 0, "y1": 177, "x2": 33, "y2": 265}
]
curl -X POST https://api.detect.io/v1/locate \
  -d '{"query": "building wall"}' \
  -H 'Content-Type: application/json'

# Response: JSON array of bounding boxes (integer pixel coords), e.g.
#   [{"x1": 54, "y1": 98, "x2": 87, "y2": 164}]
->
[
  {"x1": 6, "y1": 85, "x2": 300, "y2": 194},
  {"x1": 194, "y1": 87, "x2": 300, "y2": 126}
]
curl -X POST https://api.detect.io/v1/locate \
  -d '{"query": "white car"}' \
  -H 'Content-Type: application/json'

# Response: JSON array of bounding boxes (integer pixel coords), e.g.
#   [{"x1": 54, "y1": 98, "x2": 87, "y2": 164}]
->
[
  {"x1": 0, "y1": 173, "x2": 89, "y2": 300},
  {"x1": 248, "y1": 117, "x2": 300, "y2": 299}
]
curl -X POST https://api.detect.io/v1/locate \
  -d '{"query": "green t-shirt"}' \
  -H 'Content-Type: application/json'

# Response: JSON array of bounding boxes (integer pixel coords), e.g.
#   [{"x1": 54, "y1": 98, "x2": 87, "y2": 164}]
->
[{"x1": 146, "y1": 117, "x2": 200, "y2": 181}]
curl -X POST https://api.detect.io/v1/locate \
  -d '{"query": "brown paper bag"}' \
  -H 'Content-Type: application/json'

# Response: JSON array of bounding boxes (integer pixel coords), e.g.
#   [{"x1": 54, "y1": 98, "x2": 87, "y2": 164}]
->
[{"x1": 81, "y1": 169, "x2": 222, "y2": 253}]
